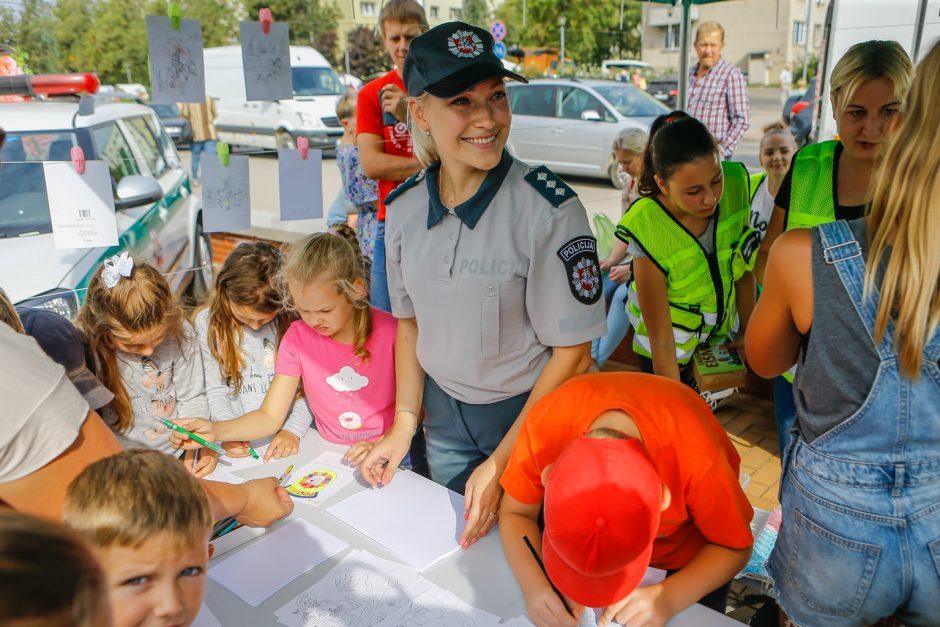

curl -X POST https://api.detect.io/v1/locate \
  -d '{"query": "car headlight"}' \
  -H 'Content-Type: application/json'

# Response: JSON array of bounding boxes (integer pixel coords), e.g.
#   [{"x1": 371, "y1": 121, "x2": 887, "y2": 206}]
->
[
  {"x1": 16, "y1": 289, "x2": 80, "y2": 319},
  {"x1": 297, "y1": 113, "x2": 323, "y2": 128},
  {"x1": 164, "y1": 126, "x2": 182, "y2": 133}
]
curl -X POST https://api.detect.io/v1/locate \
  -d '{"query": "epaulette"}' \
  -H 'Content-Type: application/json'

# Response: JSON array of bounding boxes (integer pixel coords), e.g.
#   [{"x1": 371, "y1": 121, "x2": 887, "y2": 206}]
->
[
  {"x1": 384, "y1": 169, "x2": 426, "y2": 206},
  {"x1": 523, "y1": 165, "x2": 577, "y2": 207}
]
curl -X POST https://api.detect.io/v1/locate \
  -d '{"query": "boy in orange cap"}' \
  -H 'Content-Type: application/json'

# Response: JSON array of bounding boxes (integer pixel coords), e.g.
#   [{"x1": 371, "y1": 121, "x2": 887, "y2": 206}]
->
[{"x1": 500, "y1": 372, "x2": 753, "y2": 627}]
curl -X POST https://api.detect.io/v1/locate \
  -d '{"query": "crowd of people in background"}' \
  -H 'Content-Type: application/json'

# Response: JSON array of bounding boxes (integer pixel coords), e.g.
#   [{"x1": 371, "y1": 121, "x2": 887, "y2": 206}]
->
[{"x1": 0, "y1": 2, "x2": 938, "y2": 626}]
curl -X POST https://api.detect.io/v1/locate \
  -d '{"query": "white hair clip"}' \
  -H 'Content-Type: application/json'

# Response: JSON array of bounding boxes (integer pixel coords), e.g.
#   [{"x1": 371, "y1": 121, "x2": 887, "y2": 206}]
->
[{"x1": 102, "y1": 252, "x2": 134, "y2": 289}]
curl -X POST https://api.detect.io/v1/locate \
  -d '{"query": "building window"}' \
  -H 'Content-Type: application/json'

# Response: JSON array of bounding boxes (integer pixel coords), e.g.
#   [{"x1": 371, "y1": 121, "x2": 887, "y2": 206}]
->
[
  {"x1": 793, "y1": 20, "x2": 806, "y2": 45},
  {"x1": 361, "y1": 2, "x2": 376, "y2": 16},
  {"x1": 813, "y1": 23, "x2": 822, "y2": 48},
  {"x1": 430, "y1": 6, "x2": 439, "y2": 18},
  {"x1": 664, "y1": 24, "x2": 679, "y2": 50},
  {"x1": 449, "y1": 7, "x2": 462, "y2": 20}
]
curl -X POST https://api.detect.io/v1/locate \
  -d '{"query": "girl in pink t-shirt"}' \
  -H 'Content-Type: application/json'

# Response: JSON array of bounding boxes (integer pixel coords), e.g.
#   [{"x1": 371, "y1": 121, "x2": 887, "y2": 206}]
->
[{"x1": 171, "y1": 230, "x2": 397, "y2": 460}]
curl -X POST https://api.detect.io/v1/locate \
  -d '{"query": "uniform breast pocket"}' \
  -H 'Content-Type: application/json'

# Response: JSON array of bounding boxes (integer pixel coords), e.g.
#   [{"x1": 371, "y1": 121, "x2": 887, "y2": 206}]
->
[{"x1": 456, "y1": 278, "x2": 526, "y2": 361}]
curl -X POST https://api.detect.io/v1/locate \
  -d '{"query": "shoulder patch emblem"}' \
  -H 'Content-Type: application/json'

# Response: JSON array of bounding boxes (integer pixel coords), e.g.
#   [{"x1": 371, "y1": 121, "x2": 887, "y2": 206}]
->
[
  {"x1": 384, "y1": 169, "x2": 426, "y2": 207},
  {"x1": 525, "y1": 165, "x2": 576, "y2": 207},
  {"x1": 557, "y1": 236, "x2": 602, "y2": 305}
]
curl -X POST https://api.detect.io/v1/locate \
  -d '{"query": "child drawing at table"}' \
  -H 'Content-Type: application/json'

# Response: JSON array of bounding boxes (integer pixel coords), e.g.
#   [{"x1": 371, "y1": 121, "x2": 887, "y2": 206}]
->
[
  {"x1": 172, "y1": 231, "x2": 397, "y2": 462},
  {"x1": 193, "y1": 242, "x2": 314, "y2": 460}
]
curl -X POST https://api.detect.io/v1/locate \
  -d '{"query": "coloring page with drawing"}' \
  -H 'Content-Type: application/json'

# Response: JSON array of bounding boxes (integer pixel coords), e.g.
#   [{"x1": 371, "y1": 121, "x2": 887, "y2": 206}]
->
[
  {"x1": 201, "y1": 155, "x2": 251, "y2": 233},
  {"x1": 146, "y1": 16, "x2": 206, "y2": 103},
  {"x1": 284, "y1": 451, "x2": 356, "y2": 507},
  {"x1": 240, "y1": 21, "x2": 292, "y2": 101}
]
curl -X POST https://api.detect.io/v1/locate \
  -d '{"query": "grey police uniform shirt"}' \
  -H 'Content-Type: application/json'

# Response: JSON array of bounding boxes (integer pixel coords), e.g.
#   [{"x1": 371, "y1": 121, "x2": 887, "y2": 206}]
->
[{"x1": 384, "y1": 151, "x2": 607, "y2": 404}]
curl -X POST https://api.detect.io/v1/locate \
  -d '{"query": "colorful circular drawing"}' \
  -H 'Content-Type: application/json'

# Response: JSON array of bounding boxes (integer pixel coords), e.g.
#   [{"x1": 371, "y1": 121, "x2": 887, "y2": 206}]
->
[{"x1": 287, "y1": 469, "x2": 337, "y2": 499}]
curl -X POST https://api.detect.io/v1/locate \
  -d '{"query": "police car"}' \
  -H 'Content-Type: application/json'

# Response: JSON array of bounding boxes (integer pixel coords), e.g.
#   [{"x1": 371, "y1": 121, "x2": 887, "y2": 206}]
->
[{"x1": 0, "y1": 74, "x2": 212, "y2": 317}]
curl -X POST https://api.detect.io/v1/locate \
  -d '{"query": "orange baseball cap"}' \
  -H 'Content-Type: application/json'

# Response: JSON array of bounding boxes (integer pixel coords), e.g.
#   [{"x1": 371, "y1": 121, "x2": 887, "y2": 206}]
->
[{"x1": 541, "y1": 436, "x2": 662, "y2": 608}]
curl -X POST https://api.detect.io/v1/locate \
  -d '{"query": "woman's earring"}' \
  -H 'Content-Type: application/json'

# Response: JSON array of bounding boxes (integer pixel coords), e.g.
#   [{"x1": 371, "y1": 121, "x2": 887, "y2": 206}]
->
[{"x1": 424, "y1": 128, "x2": 431, "y2": 137}]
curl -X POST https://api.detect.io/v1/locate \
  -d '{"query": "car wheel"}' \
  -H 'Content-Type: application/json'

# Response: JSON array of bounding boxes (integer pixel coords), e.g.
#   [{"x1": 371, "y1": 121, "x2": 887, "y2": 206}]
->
[
  {"x1": 275, "y1": 130, "x2": 296, "y2": 150},
  {"x1": 608, "y1": 161, "x2": 625, "y2": 189},
  {"x1": 190, "y1": 216, "x2": 214, "y2": 302}
]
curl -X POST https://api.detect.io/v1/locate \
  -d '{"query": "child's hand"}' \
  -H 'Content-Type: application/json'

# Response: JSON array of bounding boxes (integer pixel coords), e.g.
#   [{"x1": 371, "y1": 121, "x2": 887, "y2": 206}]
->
[
  {"x1": 222, "y1": 440, "x2": 251, "y2": 458},
  {"x1": 598, "y1": 583, "x2": 674, "y2": 627},
  {"x1": 169, "y1": 418, "x2": 218, "y2": 450},
  {"x1": 722, "y1": 336, "x2": 747, "y2": 366},
  {"x1": 524, "y1": 584, "x2": 583, "y2": 627},
  {"x1": 343, "y1": 440, "x2": 375, "y2": 466},
  {"x1": 186, "y1": 449, "x2": 219, "y2": 478},
  {"x1": 266, "y1": 431, "x2": 300, "y2": 461},
  {"x1": 235, "y1": 477, "x2": 294, "y2": 527}
]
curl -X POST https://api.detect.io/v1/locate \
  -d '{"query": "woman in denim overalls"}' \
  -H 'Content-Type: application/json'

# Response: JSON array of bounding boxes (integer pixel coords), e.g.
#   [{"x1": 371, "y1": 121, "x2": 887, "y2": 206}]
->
[{"x1": 745, "y1": 41, "x2": 940, "y2": 626}]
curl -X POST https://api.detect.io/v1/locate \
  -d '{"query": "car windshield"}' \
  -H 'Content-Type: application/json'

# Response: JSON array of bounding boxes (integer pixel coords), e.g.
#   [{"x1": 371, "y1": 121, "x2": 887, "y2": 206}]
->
[
  {"x1": 0, "y1": 131, "x2": 82, "y2": 237},
  {"x1": 593, "y1": 84, "x2": 669, "y2": 117},
  {"x1": 151, "y1": 104, "x2": 180, "y2": 118},
  {"x1": 292, "y1": 67, "x2": 344, "y2": 97}
]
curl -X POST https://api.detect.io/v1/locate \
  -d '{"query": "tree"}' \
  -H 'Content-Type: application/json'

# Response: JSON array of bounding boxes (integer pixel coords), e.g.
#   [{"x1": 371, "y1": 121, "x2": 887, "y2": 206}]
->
[
  {"x1": 346, "y1": 25, "x2": 389, "y2": 80},
  {"x1": 243, "y1": 0, "x2": 341, "y2": 54},
  {"x1": 462, "y1": 0, "x2": 489, "y2": 29},
  {"x1": 82, "y1": 0, "x2": 154, "y2": 84},
  {"x1": 0, "y1": 7, "x2": 18, "y2": 50},
  {"x1": 186, "y1": 0, "x2": 242, "y2": 48},
  {"x1": 54, "y1": 0, "x2": 94, "y2": 73},
  {"x1": 13, "y1": 0, "x2": 59, "y2": 74}
]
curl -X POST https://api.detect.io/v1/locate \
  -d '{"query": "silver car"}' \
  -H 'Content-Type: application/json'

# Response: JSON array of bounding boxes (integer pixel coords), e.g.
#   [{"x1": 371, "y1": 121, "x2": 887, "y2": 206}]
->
[{"x1": 506, "y1": 79, "x2": 668, "y2": 187}]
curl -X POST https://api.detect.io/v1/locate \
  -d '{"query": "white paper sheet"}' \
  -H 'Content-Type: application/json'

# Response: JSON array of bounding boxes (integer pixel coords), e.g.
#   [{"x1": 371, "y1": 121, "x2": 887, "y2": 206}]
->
[
  {"x1": 240, "y1": 21, "x2": 292, "y2": 101},
  {"x1": 326, "y1": 470, "x2": 463, "y2": 570},
  {"x1": 146, "y1": 16, "x2": 206, "y2": 103},
  {"x1": 285, "y1": 451, "x2": 356, "y2": 507},
  {"x1": 273, "y1": 549, "x2": 422, "y2": 627},
  {"x1": 202, "y1": 155, "x2": 251, "y2": 233},
  {"x1": 192, "y1": 604, "x2": 222, "y2": 627},
  {"x1": 373, "y1": 585, "x2": 502, "y2": 627},
  {"x1": 210, "y1": 525, "x2": 266, "y2": 560},
  {"x1": 209, "y1": 518, "x2": 348, "y2": 607},
  {"x1": 43, "y1": 161, "x2": 118, "y2": 249},
  {"x1": 277, "y1": 148, "x2": 324, "y2": 221}
]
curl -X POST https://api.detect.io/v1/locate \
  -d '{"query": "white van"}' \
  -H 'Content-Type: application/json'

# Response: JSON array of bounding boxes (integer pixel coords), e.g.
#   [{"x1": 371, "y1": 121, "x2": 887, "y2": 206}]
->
[{"x1": 204, "y1": 46, "x2": 346, "y2": 150}]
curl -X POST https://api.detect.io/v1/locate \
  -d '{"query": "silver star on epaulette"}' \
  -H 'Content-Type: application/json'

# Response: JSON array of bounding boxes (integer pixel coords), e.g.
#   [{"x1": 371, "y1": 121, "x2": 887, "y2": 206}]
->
[
  {"x1": 555, "y1": 188, "x2": 566, "y2": 196},
  {"x1": 546, "y1": 180, "x2": 557, "y2": 189},
  {"x1": 537, "y1": 172, "x2": 548, "y2": 181}
]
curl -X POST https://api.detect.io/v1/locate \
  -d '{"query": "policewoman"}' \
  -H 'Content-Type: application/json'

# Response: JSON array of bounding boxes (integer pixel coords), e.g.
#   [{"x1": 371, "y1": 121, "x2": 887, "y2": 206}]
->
[
  {"x1": 615, "y1": 111, "x2": 758, "y2": 400},
  {"x1": 755, "y1": 40, "x2": 912, "y2": 450},
  {"x1": 356, "y1": 22, "x2": 606, "y2": 547}
]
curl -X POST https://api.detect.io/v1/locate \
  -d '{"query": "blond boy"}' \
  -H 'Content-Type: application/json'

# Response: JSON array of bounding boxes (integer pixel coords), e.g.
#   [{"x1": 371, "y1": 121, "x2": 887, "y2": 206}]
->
[{"x1": 63, "y1": 450, "x2": 214, "y2": 627}]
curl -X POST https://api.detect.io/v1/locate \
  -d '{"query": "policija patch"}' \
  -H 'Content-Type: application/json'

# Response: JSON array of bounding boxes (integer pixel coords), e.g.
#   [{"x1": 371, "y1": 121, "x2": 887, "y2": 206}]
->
[{"x1": 557, "y1": 236, "x2": 602, "y2": 305}]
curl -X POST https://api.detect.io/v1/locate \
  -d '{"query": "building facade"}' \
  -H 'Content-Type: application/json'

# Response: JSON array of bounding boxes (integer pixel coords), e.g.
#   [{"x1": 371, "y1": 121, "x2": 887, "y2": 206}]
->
[
  {"x1": 640, "y1": 0, "x2": 830, "y2": 85},
  {"x1": 334, "y1": 0, "x2": 473, "y2": 51}
]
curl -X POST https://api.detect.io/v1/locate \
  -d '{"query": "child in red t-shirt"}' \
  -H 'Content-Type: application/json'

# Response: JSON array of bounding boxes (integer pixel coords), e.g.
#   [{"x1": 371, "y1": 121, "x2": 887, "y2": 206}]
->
[{"x1": 500, "y1": 372, "x2": 753, "y2": 627}]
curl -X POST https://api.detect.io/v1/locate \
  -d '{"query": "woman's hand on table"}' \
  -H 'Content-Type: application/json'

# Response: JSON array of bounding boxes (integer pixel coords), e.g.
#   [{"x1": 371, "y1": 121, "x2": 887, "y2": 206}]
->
[
  {"x1": 460, "y1": 455, "x2": 503, "y2": 548},
  {"x1": 355, "y1": 424, "x2": 413, "y2": 487}
]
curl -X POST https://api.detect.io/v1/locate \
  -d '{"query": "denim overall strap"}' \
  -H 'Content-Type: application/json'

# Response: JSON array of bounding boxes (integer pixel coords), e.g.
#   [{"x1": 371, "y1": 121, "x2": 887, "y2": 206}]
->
[{"x1": 816, "y1": 220, "x2": 896, "y2": 360}]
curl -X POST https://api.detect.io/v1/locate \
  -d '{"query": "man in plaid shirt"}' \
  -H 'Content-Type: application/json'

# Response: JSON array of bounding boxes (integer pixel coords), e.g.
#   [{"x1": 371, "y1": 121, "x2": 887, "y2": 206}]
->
[{"x1": 687, "y1": 21, "x2": 750, "y2": 159}]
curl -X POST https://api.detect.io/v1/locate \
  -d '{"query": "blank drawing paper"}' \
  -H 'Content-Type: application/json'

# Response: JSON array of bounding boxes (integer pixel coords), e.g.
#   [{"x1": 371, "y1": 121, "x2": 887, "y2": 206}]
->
[
  {"x1": 326, "y1": 470, "x2": 463, "y2": 570},
  {"x1": 273, "y1": 549, "x2": 422, "y2": 627},
  {"x1": 208, "y1": 518, "x2": 347, "y2": 607}
]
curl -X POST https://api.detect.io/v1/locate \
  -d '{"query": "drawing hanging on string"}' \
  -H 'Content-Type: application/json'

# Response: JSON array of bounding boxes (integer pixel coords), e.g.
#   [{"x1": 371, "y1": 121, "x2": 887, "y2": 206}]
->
[
  {"x1": 146, "y1": 15, "x2": 207, "y2": 103},
  {"x1": 240, "y1": 19, "x2": 292, "y2": 101}
]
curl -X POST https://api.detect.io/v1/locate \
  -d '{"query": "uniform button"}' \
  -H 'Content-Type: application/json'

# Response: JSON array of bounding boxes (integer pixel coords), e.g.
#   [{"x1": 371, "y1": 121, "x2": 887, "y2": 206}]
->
[{"x1": 487, "y1": 285, "x2": 495, "y2": 295}]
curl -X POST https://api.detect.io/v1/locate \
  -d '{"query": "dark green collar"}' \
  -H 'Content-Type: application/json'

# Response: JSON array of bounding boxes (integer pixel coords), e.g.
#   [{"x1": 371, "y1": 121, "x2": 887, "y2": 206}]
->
[{"x1": 426, "y1": 150, "x2": 513, "y2": 229}]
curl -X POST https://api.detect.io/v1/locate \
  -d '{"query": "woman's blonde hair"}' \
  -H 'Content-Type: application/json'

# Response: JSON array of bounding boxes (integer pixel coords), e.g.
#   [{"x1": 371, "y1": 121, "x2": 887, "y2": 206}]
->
[
  {"x1": 280, "y1": 230, "x2": 372, "y2": 362},
  {"x1": 611, "y1": 127, "x2": 648, "y2": 156},
  {"x1": 407, "y1": 93, "x2": 439, "y2": 167},
  {"x1": 829, "y1": 40, "x2": 913, "y2": 113},
  {"x1": 63, "y1": 449, "x2": 212, "y2": 551},
  {"x1": 0, "y1": 511, "x2": 107, "y2": 627},
  {"x1": 76, "y1": 260, "x2": 184, "y2": 432},
  {"x1": 0, "y1": 287, "x2": 24, "y2": 333},
  {"x1": 198, "y1": 242, "x2": 294, "y2": 393},
  {"x1": 865, "y1": 40, "x2": 940, "y2": 378}
]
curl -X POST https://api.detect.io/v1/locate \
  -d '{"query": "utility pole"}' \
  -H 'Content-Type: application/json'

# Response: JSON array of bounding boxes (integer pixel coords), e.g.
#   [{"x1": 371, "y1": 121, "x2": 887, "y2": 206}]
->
[
  {"x1": 559, "y1": 15, "x2": 566, "y2": 76},
  {"x1": 802, "y1": 0, "x2": 812, "y2": 83}
]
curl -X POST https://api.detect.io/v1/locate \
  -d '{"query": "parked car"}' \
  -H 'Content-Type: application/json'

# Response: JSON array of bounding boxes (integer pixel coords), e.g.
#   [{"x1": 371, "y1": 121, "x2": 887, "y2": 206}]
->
[
  {"x1": 0, "y1": 76, "x2": 212, "y2": 317},
  {"x1": 151, "y1": 103, "x2": 194, "y2": 149},
  {"x1": 782, "y1": 77, "x2": 815, "y2": 123},
  {"x1": 507, "y1": 79, "x2": 668, "y2": 187},
  {"x1": 646, "y1": 76, "x2": 678, "y2": 109}
]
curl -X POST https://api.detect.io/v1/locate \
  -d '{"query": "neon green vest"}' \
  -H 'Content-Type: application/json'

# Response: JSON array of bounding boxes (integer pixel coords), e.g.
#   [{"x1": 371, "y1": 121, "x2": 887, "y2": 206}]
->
[
  {"x1": 786, "y1": 140, "x2": 838, "y2": 231},
  {"x1": 618, "y1": 162, "x2": 759, "y2": 365},
  {"x1": 749, "y1": 172, "x2": 766, "y2": 203}
]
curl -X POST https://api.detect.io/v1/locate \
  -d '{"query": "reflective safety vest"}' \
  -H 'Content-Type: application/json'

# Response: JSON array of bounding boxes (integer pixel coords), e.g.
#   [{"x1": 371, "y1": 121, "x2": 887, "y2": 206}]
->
[
  {"x1": 749, "y1": 172, "x2": 766, "y2": 203},
  {"x1": 785, "y1": 140, "x2": 838, "y2": 231},
  {"x1": 617, "y1": 161, "x2": 759, "y2": 365}
]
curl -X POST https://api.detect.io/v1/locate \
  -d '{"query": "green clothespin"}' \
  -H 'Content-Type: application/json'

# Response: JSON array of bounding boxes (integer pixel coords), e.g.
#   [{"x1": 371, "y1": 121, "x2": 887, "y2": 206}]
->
[
  {"x1": 168, "y1": 1, "x2": 181, "y2": 31},
  {"x1": 218, "y1": 142, "x2": 230, "y2": 167}
]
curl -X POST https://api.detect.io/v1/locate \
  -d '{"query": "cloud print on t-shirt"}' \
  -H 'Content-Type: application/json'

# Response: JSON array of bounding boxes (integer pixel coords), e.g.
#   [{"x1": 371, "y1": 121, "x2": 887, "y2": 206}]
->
[{"x1": 325, "y1": 366, "x2": 369, "y2": 392}]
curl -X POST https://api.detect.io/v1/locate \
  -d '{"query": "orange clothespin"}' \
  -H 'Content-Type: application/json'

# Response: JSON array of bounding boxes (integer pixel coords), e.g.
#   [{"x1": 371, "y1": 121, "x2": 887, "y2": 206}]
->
[
  {"x1": 259, "y1": 8, "x2": 272, "y2": 35},
  {"x1": 70, "y1": 146, "x2": 86, "y2": 175},
  {"x1": 297, "y1": 136, "x2": 309, "y2": 160}
]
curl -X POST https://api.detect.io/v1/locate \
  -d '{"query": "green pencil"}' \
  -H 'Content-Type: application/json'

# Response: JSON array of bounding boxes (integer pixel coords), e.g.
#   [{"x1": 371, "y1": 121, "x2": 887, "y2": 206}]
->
[{"x1": 158, "y1": 418, "x2": 226, "y2": 456}]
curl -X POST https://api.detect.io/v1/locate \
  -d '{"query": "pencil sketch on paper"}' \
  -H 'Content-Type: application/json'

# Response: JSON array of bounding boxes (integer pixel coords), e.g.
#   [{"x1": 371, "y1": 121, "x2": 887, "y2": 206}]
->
[
  {"x1": 373, "y1": 586, "x2": 501, "y2": 627},
  {"x1": 146, "y1": 17, "x2": 206, "y2": 103},
  {"x1": 240, "y1": 22, "x2": 292, "y2": 101}
]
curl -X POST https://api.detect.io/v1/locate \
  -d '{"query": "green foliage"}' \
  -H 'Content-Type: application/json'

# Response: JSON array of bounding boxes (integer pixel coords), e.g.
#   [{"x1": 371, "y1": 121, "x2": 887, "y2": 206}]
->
[
  {"x1": 0, "y1": 6, "x2": 18, "y2": 50},
  {"x1": 53, "y1": 0, "x2": 94, "y2": 73},
  {"x1": 11, "y1": 0, "x2": 59, "y2": 74},
  {"x1": 346, "y1": 25, "x2": 389, "y2": 80},
  {"x1": 462, "y1": 0, "x2": 490, "y2": 29},
  {"x1": 496, "y1": 0, "x2": 642, "y2": 72}
]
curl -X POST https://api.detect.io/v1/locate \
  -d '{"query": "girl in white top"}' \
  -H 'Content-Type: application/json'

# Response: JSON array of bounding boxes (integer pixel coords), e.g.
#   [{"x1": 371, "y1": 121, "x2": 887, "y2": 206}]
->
[{"x1": 749, "y1": 121, "x2": 796, "y2": 245}]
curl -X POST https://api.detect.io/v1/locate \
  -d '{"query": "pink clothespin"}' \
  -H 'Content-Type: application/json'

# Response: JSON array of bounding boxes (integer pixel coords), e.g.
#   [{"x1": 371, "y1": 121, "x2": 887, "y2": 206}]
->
[
  {"x1": 259, "y1": 8, "x2": 272, "y2": 35},
  {"x1": 70, "y1": 146, "x2": 86, "y2": 175},
  {"x1": 297, "y1": 136, "x2": 309, "y2": 160}
]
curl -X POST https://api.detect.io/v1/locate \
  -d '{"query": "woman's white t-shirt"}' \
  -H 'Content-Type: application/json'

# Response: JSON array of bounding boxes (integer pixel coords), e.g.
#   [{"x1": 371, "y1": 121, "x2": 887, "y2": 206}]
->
[{"x1": 749, "y1": 177, "x2": 776, "y2": 244}]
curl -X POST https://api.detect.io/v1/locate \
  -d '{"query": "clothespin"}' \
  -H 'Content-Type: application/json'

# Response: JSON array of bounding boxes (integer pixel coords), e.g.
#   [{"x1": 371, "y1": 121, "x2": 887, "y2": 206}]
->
[
  {"x1": 259, "y1": 8, "x2": 272, "y2": 35},
  {"x1": 297, "y1": 136, "x2": 309, "y2": 160},
  {"x1": 218, "y1": 142, "x2": 230, "y2": 167},
  {"x1": 168, "y1": 1, "x2": 181, "y2": 31},
  {"x1": 70, "y1": 146, "x2": 86, "y2": 175}
]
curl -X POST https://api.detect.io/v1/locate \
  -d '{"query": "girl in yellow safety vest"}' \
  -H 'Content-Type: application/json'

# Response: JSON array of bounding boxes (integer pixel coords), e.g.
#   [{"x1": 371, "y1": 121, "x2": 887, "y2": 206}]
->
[{"x1": 615, "y1": 112, "x2": 758, "y2": 401}]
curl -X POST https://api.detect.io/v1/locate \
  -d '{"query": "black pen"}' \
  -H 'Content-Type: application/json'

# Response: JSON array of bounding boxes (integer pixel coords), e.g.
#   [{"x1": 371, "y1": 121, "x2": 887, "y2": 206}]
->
[{"x1": 523, "y1": 534, "x2": 574, "y2": 616}]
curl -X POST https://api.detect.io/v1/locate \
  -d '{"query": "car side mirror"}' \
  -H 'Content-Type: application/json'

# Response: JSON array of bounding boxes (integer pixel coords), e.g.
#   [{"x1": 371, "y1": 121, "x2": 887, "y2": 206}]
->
[
  {"x1": 115, "y1": 175, "x2": 163, "y2": 210},
  {"x1": 581, "y1": 109, "x2": 603, "y2": 122}
]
